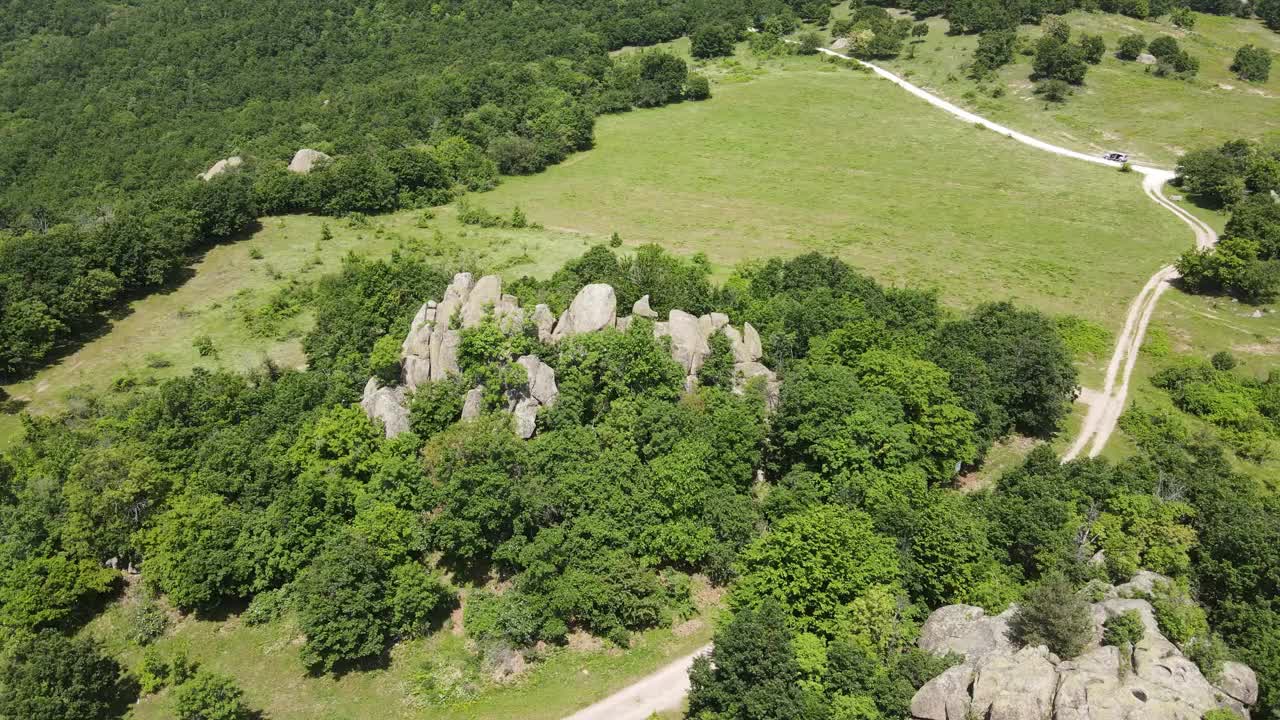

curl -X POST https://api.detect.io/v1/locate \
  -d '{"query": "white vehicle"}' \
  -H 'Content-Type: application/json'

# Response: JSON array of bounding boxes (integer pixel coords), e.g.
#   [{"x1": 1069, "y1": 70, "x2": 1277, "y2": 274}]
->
[{"x1": 1103, "y1": 152, "x2": 1130, "y2": 163}]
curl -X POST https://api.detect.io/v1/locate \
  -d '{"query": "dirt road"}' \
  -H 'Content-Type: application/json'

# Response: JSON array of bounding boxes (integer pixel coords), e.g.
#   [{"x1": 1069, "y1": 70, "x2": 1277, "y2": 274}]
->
[{"x1": 560, "y1": 645, "x2": 711, "y2": 720}]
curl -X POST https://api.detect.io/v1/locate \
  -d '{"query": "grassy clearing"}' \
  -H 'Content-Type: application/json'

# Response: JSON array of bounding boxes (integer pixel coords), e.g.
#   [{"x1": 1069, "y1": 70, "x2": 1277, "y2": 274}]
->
[
  {"x1": 876, "y1": 11, "x2": 1280, "y2": 167},
  {"x1": 88, "y1": 581, "x2": 718, "y2": 720},
  {"x1": 1, "y1": 51, "x2": 1188, "y2": 448},
  {"x1": 480, "y1": 58, "x2": 1187, "y2": 325}
]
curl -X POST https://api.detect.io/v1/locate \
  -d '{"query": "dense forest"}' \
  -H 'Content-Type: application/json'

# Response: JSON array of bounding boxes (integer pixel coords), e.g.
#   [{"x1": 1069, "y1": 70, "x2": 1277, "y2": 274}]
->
[{"x1": 1, "y1": 246, "x2": 1277, "y2": 720}]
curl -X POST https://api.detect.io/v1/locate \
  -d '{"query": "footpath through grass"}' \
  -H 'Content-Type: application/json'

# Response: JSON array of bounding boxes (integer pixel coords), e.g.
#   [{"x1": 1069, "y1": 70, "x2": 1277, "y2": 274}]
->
[{"x1": 878, "y1": 11, "x2": 1280, "y2": 167}]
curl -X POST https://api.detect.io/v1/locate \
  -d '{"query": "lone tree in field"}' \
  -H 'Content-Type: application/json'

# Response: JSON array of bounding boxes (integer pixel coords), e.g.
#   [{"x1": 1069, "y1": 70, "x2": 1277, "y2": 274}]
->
[
  {"x1": 1231, "y1": 45, "x2": 1273, "y2": 83},
  {"x1": 1116, "y1": 34, "x2": 1146, "y2": 60}
]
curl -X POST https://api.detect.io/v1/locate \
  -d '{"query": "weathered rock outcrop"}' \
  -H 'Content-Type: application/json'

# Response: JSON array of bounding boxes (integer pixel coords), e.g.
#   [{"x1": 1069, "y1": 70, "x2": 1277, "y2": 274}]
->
[
  {"x1": 910, "y1": 575, "x2": 1257, "y2": 720},
  {"x1": 360, "y1": 278, "x2": 780, "y2": 438},
  {"x1": 288, "y1": 148, "x2": 331, "y2": 174},
  {"x1": 552, "y1": 283, "x2": 617, "y2": 341},
  {"x1": 199, "y1": 156, "x2": 243, "y2": 181},
  {"x1": 361, "y1": 378, "x2": 410, "y2": 438}
]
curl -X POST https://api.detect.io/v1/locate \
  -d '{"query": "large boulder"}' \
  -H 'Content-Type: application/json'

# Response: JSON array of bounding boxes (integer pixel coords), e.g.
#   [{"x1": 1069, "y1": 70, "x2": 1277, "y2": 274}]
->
[
  {"x1": 516, "y1": 355, "x2": 558, "y2": 406},
  {"x1": 971, "y1": 646, "x2": 1058, "y2": 720},
  {"x1": 360, "y1": 378, "x2": 410, "y2": 438},
  {"x1": 910, "y1": 665, "x2": 975, "y2": 720},
  {"x1": 1218, "y1": 661, "x2": 1260, "y2": 706},
  {"x1": 510, "y1": 397, "x2": 540, "y2": 439},
  {"x1": 667, "y1": 309, "x2": 710, "y2": 374},
  {"x1": 461, "y1": 274, "x2": 502, "y2": 328},
  {"x1": 532, "y1": 304, "x2": 556, "y2": 342},
  {"x1": 1110, "y1": 569, "x2": 1171, "y2": 599},
  {"x1": 633, "y1": 294, "x2": 658, "y2": 318},
  {"x1": 199, "y1": 156, "x2": 243, "y2": 181},
  {"x1": 429, "y1": 329, "x2": 462, "y2": 381},
  {"x1": 918, "y1": 604, "x2": 1015, "y2": 663},
  {"x1": 552, "y1": 284, "x2": 617, "y2": 341},
  {"x1": 461, "y1": 387, "x2": 485, "y2": 420},
  {"x1": 288, "y1": 148, "x2": 332, "y2": 174}
]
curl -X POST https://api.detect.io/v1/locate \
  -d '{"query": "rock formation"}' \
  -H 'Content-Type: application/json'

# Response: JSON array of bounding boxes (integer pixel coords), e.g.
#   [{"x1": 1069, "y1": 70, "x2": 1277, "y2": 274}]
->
[
  {"x1": 199, "y1": 156, "x2": 243, "y2": 181},
  {"x1": 361, "y1": 378, "x2": 410, "y2": 438},
  {"x1": 360, "y1": 277, "x2": 780, "y2": 439},
  {"x1": 288, "y1": 148, "x2": 332, "y2": 174},
  {"x1": 910, "y1": 573, "x2": 1258, "y2": 720}
]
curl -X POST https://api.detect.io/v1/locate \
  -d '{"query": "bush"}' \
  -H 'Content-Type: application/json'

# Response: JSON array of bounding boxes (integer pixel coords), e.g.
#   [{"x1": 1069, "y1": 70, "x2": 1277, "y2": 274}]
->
[
  {"x1": 1187, "y1": 634, "x2": 1229, "y2": 682},
  {"x1": 1009, "y1": 575, "x2": 1093, "y2": 658},
  {"x1": 1231, "y1": 45, "x2": 1273, "y2": 83},
  {"x1": 1035, "y1": 78, "x2": 1073, "y2": 102},
  {"x1": 369, "y1": 334, "x2": 403, "y2": 385},
  {"x1": 610, "y1": 231, "x2": 623, "y2": 248},
  {"x1": 796, "y1": 30, "x2": 824, "y2": 55},
  {"x1": 1147, "y1": 35, "x2": 1180, "y2": 60},
  {"x1": 685, "y1": 74, "x2": 712, "y2": 101},
  {"x1": 193, "y1": 335, "x2": 217, "y2": 357},
  {"x1": 243, "y1": 588, "x2": 289, "y2": 626},
  {"x1": 1117, "y1": 33, "x2": 1147, "y2": 60},
  {"x1": 1210, "y1": 351, "x2": 1237, "y2": 371},
  {"x1": 1102, "y1": 610, "x2": 1145, "y2": 650},
  {"x1": 174, "y1": 670, "x2": 252, "y2": 720},
  {"x1": 1150, "y1": 580, "x2": 1209, "y2": 647},
  {"x1": 127, "y1": 597, "x2": 171, "y2": 646},
  {"x1": 1171, "y1": 7, "x2": 1196, "y2": 28}
]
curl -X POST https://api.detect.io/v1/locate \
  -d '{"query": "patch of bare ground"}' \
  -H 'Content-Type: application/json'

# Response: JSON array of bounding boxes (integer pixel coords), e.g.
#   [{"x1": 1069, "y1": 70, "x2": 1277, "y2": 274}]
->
[
  {"x1": 956, "y1": 435, "x2": 1037, "y2": 493},
  {"x1": 1232, "y1": 341, "x2": 1280, "y2": 355}
]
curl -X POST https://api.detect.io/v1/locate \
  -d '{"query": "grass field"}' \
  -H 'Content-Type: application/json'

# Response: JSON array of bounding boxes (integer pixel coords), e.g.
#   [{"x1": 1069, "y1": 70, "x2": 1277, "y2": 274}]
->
[
  {"x1": 87, "y1": 581, "x2": 718, "y2": 720},
  {"x1": 876, "y1": 10, "x2": 1280, "y2": 167},
  {"x1": 1, "y1": 51, "x2": 1190, "y2": 448}
]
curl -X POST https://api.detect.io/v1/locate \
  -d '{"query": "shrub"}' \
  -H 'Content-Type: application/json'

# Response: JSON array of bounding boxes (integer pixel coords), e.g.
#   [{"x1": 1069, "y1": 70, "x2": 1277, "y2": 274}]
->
[
  {"x1": 192, "y1": 334, "x2": 217, "y2": 357},
  {"x1": 1171, "y1": 7, "x2": 1196, "y2": 28},
  {"x1": 1210, "y1": 351, "x2": 1237, "y2": 371},
  {"x1": 685, "y1": 74, "x2": 712, "y2": 101},
  {"x1": 369, "y1": 334, "x2": 403, "y2": 385},
  {"x1": 796, "y1": 30, "x2": 824, "y2": 55},
  {"x1": 610, "y1": 231, "x2": 623, "y2": 248},
  {"x1": 1117, "y1": 33, "x2": 1147, "y2": 60},
  {"x1": 1147, "y1": 35, "x2": 1180, "y2": 60},
  {"x1": 1231, "y1": 45, "x2": 1273, "y2": 83},
  {"x1": 1187, "y1": 634, "x2": 1229, "y2": 682},
  {"x1": 127, "y1": 597, "x2": 171, "y2": 646},
  {"x1": 1150, "y1": 580, "x2": 1209, "y2": 647},
  {"x1": 1035, "y1": 78, "x2": 1072, "y2": 102},
  {"x1": 1103, "y1": 610, "x2": 1145, "y2": 650},
  {"x1": 0, "y1": 631, "x2": 137, "y2": 720},
  {"x1": 174, "y1": 670, "x2": 252, "y2": 720},
  {"x1": 243, "y1": 588, "x2": 289, "y2": 626},
  {"x1": 1009, "y1": 575, "x2": 1093, "y2": 658}
]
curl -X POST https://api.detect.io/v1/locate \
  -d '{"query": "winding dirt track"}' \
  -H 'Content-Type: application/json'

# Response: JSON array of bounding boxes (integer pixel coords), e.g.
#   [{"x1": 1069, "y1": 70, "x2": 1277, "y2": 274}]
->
[{"x1": 559, "y1": 47, "x2": 1219, "y2": 720}]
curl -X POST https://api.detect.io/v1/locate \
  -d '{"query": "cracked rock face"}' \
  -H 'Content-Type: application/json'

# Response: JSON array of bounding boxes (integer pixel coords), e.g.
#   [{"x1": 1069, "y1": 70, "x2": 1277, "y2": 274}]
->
[
  {"x1": 362, "y1": 280, "x2": 782, "y2": 438},
  {"x1": 361, "y1": 378, "x2": 410, "y2": 438},
  {"x1": 910, "y1": 575, "x2": 1257, "y2": 720}
]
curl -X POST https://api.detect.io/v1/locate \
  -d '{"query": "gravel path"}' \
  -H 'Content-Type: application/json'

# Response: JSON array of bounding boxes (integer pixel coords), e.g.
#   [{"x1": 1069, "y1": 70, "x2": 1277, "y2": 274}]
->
[{"x1": 560, "y1": 645, "x2": 711, "y2": 720}]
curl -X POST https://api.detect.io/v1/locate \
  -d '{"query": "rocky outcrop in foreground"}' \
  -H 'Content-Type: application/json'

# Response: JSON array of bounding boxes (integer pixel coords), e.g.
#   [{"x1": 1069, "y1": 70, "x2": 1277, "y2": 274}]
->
[
  {"x1": 361, "y1": 273, "x2": 778, "y2": 438},
  {"x1": 911, "y1": 572, "x2": 1257, "y2": 720}
]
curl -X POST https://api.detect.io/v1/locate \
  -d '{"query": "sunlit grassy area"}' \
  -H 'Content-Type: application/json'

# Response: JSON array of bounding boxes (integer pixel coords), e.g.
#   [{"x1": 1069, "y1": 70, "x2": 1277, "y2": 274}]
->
[
  {"x1": 1, "y1": 50, "x2": 1188, "y2": 449},
  {"x1": 85, "y1": 580, "x2": 718, "y2": 720},
  {"x1": 876, "y1": 10, "x2": 1280, "y2": 167}
]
